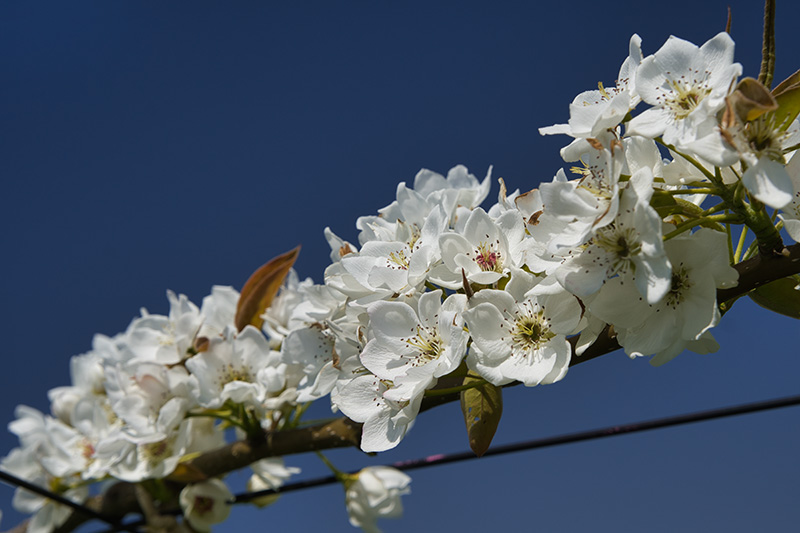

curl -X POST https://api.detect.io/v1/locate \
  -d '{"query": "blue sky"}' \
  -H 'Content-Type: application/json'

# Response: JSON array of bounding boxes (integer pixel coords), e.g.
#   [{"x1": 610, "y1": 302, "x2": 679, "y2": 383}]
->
[{"x1": 1, "y1": 1, "x2": 799, "y2": 531}]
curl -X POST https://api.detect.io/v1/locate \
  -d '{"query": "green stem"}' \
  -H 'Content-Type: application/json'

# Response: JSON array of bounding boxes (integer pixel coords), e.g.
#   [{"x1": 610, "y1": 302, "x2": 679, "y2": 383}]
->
[
  {"x1": 315, "y1": 451, "x2": 349, "y2": 483},
  {"x1": 661, "y1": 187, "x2": 719, "y2": 196},
  {"x1": 703, "y1": 202, "x2": 728, "y2": 216},
  {"x1": 726, "y1": 220, "x2": 734, "y2": 264},
  {"x1": 742, "y1": 238, "x2": 761, "y2": 261},
  {"x1": 663, "y1": 214, "x2": 742, "y2": 240},
  {"x1": 185, "y1": 411, "x2": 246, "y2": 431},
  {"x1": 741, "y1": 201, "x2": 784, "y2": 255},
  {"x1": 705, "y1": 168, "x2": 784, "y2": 255},
  {"x1": 285, "y1": 402, "x2": 312, "y2": 429},
  {"x1": 734, "y1": 226, "x2": 749, "y2": 263}
]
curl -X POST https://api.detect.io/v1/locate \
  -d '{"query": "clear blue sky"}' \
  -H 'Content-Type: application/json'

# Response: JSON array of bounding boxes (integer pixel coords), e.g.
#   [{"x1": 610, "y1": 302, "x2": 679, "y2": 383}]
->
[{"x1": 1, "y1": 1, "x2": 799, "y2": 531}]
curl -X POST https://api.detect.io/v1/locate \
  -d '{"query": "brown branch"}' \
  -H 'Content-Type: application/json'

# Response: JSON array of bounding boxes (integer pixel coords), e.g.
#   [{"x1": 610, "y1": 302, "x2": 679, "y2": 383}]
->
[
  {"x1": 718, "y1": 244, "x2": 800, "y2": 302},
  {"x1": 10, "y1": 243, "x2": 800, "y2": 533}
]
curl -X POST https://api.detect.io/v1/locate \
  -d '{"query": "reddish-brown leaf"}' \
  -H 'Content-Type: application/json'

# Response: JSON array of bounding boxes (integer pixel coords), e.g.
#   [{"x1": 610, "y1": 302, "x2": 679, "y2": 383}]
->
[{"x1": 235, "y1": 246, "x2": 300, "y2": 332}]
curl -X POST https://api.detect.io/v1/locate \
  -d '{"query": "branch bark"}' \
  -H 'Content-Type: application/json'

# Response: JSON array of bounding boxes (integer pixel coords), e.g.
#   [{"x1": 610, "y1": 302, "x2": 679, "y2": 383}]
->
[{"x1": 8, "y1": 243, "x2": 800, "y2": 533}]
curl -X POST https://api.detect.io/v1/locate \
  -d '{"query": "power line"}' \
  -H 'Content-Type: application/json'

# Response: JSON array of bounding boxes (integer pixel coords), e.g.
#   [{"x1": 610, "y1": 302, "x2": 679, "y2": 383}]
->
[
  {"x1": 234, "y1": 393, "x2": 800, "y2": 501},
  {"x1": 11, "y1": 393, "x2": 798, "y2": 533},
  {"x1": 0, "y1": 469, "x2": 140, "y2": 533}
]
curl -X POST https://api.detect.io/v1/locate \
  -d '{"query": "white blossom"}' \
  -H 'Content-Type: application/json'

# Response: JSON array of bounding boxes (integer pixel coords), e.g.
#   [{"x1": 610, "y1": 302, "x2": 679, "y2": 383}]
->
[
  {"x1": 345, "y1": 466, "x2": 411, "y2": 533},
  {"x1": 179, "y1": 479, "x2": 233, "y2": 532},
  {"x1": 628, "y1": 32, "x2": 742, "y2": 155},
  {"x1": 463, "y1": 270, "x2": 582, "y2": 386}
]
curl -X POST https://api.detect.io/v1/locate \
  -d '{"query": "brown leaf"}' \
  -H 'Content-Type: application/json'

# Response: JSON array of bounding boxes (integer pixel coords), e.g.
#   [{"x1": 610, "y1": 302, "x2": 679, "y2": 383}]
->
[
  {"x1": 235, "y1": 246, "x2": 300, "y2": 332},
  {"x1": 725, "y1": 77, "x2": 777, "y2": 125},
  {"x1": 461, "y1": 269, "x2": 474, "y2": 300}
]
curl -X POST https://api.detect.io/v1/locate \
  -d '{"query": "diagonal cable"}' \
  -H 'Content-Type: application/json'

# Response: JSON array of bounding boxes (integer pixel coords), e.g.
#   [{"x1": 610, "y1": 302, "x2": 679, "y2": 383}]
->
[
  {"x1": 87, "y1": 393, "x2": 800, "y2": 533},
  {"x1": 0, "y1": 469, "x2": 140, "y2": 533},
  {"x1": 235, "y1": 393, "x2": 800, "y2": 501}
]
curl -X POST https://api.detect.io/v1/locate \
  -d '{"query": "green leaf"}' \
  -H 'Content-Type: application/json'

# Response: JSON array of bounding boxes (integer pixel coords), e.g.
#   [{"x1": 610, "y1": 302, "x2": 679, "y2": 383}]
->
[
  {"x1": 248, "y1": 493, "x2": 281, "y2": 509},
  {"x1": 460, "y1": 372, "x2": 502, "y2": 457},
  {"x1": 771, "y1": 69, "x2": 800, "y2": 131},
  {"x1": 651, "y1": 194, "x2": 725, "y2": 230},
  {"x1": 650, "y1": 191, "x2": 679, "y2": 218},
  {"x1": 166, "y1": 461, "x2": 208, "y2": 483},
  {"x1": 771, "y1": 69, "x2": 800, "y2": 97},
  {"x1": 748, "y1": 275, "x2": 800, "y2": 319}
]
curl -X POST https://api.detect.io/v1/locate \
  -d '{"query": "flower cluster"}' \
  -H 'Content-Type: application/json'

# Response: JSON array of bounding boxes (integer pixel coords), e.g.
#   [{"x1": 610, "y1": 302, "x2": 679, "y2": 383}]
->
[{"x1": 3, "y1": 30, "x2": 799, "y2": 533}]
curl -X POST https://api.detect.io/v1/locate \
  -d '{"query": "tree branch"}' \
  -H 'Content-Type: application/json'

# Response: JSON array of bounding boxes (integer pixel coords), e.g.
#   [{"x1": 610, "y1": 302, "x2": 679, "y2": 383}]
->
[{"x1": 8, "y1": 243, "x2": 800, "y2": 533}]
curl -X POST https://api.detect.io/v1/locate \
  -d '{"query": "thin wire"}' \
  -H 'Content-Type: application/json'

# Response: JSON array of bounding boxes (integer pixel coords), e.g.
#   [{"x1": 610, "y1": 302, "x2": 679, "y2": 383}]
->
[
  {"x1": 87, "y1": 393, "x2": 800, "y2": 533},
  {"x1": 234, "y1": 393, "x2": 800, "y2": 502},
  {"x1": 0, "y1": 470, "x2": 140, "y2": 533}
]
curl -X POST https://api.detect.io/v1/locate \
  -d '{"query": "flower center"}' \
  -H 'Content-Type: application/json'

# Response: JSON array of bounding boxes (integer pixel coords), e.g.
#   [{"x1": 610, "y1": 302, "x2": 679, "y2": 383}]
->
[
  {"x1": 742, "y1": 117, "x2": 785, "y2": 162},
  {"x1": 219, "y1": 366, "x2": 253, "y2": 386},
  {"x1": 596, "y1": 225, "x2": 641, "y2": 258},
  {"x1": 665, "y1": 266, "x2": 692, "y2": 308},
  {"x1": 576, "y1": 157, "x2": 618, "y2": 202},
  {"x1": 142, "y1": 438, "x2": 173, "y2": 462},
  {"x1": 510, "y1": 303, "x2": 555, "y2": 357},
  {"x1": 664, "y1": 76, "x2": 712, "y2": 120},
  {"x1": 593, "y1": 224, "x2": 642, "y2": 276},
  {"x1": 159, "y1": 323, "x2": 176, "y2": 347},
  {"x1": 474, "y1": 241, "x2": 502, "y2": 272},
  {"x1": 402, "y1": 325, "x2": 442, "y2": 366},
  {"x1": 81, "y1": 439, "x2": 95, "y2": 461},
  {"x1": 388, "y1": 250, "x2": 409, "y2": 270},
  {"x1": 194, "y1": 495, "x2": 216, "y2": 515}
]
